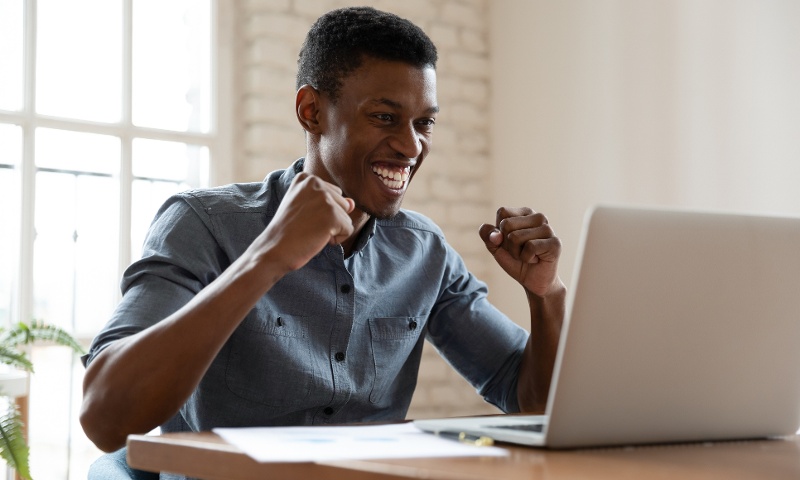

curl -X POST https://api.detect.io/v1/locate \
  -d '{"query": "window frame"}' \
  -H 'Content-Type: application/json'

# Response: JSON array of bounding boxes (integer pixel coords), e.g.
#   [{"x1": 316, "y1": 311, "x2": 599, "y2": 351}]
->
[
  {"x1": 0, "y1": 1, "x2": 234, "y2": 477},
  {"x1": 0, "y1": 0, "x2": 233, "y2": 340}
]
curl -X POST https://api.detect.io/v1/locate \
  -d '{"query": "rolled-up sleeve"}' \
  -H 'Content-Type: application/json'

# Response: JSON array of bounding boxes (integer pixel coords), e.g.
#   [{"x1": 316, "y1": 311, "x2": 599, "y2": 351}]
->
[
  {"x1": 425, "y1": 242, "x2": 529, "y2": 414},
  {"x1": 82, "y1": 194, "x2": 228, "y2": 367}
]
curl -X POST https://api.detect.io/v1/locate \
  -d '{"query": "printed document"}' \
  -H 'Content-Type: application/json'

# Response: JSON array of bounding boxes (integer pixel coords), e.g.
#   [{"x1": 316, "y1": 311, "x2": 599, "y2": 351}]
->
[{"x1": 214, "y1": 422, "x2": 507, "y2": 463}]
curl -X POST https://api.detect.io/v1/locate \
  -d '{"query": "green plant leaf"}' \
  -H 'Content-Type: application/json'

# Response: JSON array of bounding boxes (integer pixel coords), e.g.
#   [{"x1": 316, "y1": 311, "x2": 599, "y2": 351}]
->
[
  {"x1": 0, "y1": 319, "x2": 84, "y2": 479},
  {"x1": 0, "y1": 322, "x2": 30, "y2": 348},
  {"x1": 0, "y1": 320, "x2": 85, "y2": 355},
  {"x1": 0, "y1": 345, "x2": 34, "y2": 372},
  {"x1": 0, "y1": 406, "x2": 31, "y2": 480}
]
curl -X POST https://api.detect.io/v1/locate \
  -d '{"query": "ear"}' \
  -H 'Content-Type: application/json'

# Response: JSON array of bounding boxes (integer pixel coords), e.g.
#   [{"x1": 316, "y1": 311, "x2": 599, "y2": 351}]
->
[{"x1": 296, "y1": 85, "x2": 323, "y2": 135}]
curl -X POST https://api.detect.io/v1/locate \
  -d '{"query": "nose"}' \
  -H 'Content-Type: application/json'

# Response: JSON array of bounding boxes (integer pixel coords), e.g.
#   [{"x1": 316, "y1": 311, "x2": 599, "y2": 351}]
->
[{"x1": 388, "y1": 123, "x2": 424, "y2": 159}]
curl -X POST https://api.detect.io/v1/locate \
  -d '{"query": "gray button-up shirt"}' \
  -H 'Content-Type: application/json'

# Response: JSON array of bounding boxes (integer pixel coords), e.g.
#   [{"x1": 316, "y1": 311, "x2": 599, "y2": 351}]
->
[{"x1": 84, "y1": 159, "x2": 528, "y2": 435}]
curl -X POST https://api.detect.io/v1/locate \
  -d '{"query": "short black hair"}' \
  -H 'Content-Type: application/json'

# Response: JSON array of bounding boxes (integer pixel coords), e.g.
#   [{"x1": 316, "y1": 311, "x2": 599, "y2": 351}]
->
[{"x1": 296, "y1": 7, "x2": 438, "y2": 101}]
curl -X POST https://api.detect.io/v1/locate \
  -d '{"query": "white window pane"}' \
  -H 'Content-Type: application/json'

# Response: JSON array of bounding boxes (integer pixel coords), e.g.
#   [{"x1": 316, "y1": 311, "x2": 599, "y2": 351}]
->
[
  {"x1": 33, "y1": 171, "x2": 77, "y2": 329},
  {"x1": 0, "y1": 125, "x2": 21, "y2": 326},
  {"x1": 0, "y1": 169, "x2": 16, "y2": 325},
  {"x1": 133, "y1": 0, "x2": 212, "y2": 132},
  {"x1": 131, "y1": 179, "x2": 189, "y2": 260},
  {"x1": 29, "y1": 346, "x2": 77, "y2": 478},
  {"x1": 36, "y1": 128, "x2": 120, "y2": 174},
  {"x1": 33, "y1": 172, "x2": 119, "y2": 336},
  {"x1": 36, "y1": 0, "x2": 122, "y2": 122},
  {"x1": 74, "y1": 175, "x2": 119, "y2": 338},
  {"x1": 0, "y1": 0, "x2": 24, "y2": 111},
  {"x1": 0, "y1": 122, "x2": 21, "y2": 168},
  {"x1": 133, "y1": 137, "x2": 208, "y2": 181}
]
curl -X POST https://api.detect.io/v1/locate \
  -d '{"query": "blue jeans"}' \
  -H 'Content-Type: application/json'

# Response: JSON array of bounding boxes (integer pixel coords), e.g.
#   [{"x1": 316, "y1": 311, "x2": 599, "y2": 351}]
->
[{"x1": 87, "y1": 448, "x2": 159, "y2": 480}]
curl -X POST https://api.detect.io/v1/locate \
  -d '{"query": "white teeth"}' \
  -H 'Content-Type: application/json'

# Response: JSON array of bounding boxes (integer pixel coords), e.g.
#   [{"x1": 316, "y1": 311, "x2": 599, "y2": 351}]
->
[{"x1": 371, "y1": 164, "x2": 412, "y2": 190}]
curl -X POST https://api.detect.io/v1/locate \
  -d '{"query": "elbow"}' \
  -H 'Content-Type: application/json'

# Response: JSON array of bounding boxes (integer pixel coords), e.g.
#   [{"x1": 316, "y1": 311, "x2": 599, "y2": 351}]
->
[
  {"x1": 80, "y1": 398, "x2": 127, "y2": 453},
  {"x1": 80, "y1": 345, "x2": 130, "y2": 452}
]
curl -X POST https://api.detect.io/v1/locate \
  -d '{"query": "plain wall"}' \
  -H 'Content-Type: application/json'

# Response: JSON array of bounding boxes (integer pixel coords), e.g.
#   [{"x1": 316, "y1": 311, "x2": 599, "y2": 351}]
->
[{"x1": 488, "y1": 0, "x2": 800, "y2": 323}]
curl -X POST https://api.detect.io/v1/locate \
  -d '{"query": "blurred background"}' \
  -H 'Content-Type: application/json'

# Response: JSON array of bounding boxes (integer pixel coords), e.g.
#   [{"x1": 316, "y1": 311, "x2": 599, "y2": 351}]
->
[
  {"x1": 489, "y1": 0, "x2": 800, "y2": 323},
  {"x1": 1, "y1": 0, "x2": 798, "y2": 478}
]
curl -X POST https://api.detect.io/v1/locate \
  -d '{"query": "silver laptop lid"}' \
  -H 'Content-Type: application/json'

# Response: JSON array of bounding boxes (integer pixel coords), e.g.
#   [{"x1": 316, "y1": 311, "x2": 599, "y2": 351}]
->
[{"x1": 543, "y1": 205, "x2": 800, "y2": 448}]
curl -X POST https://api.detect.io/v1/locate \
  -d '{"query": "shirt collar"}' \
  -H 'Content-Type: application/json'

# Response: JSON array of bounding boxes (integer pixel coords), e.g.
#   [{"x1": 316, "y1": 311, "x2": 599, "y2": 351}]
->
[{"x1": 351, "y1": 216, "x2": 377, "y2": 254}]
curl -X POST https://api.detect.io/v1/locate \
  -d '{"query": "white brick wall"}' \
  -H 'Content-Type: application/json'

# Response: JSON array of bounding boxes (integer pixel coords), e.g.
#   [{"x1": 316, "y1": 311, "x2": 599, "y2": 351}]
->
[{"x1": 233, "y1": 0, "x2": 501, "y2": 419}]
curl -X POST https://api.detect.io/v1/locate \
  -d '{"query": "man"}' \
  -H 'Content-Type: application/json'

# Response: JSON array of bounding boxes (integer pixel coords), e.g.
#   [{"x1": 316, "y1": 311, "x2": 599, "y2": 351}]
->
[{"x1": 81, "y1": 6, "x2": 565, "y2": 477}]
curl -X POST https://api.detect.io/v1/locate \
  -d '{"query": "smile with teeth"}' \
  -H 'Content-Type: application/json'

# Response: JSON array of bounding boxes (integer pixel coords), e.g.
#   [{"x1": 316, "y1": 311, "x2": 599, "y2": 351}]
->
[{"x1": 371, "y1": 164, "x2": 411, "y2": 190}]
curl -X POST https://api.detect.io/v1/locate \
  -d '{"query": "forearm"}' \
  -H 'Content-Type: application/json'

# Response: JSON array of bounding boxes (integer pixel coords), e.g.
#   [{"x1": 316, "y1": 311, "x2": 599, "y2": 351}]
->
[
  {"x1": 517, "y1": 279, "x2": 566, "y2": 413},
  {"x1": 80, "y1": 249, "x2": 290, "y2": 452}
]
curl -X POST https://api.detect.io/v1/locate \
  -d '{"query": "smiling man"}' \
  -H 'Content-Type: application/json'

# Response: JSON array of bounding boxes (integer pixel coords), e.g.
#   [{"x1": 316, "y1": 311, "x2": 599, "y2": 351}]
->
[
  {"x1": 296, "y1": 55, "x2": 438, "y2": 245},
  {"x1": 80, "y1": 7, "x2": 566, "y2": 479}
]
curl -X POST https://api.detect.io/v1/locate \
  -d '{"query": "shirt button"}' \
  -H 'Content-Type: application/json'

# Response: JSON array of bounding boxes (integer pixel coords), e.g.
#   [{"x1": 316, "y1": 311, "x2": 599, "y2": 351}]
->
[
  {"x1": 324, "y1": 407, "x2": 334, "y2": 415},
  {"x1": 409, "y1": 320, "x2": 417, "y2": 330},
  {"x1": 340, "y1": 284, "x2": 351, "y2": 294},
  {"x1": 335, "y1": 352, "x2": 345, "y2": 362}
]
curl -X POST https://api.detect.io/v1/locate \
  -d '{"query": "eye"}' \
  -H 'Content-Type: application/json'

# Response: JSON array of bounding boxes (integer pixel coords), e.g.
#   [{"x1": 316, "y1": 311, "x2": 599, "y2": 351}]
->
[
  {"x1": 416, "y1": 118, "x2": 436, "y2": 131},
  {"x1": 373, "y1": 113, "x2": 394, "y2": 123}
]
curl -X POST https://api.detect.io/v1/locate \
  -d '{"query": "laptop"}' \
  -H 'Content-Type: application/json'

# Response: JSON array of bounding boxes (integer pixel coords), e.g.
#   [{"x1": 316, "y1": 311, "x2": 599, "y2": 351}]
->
[{"x1": 415, "y1": 204, "x2": 800, "y2": 448}]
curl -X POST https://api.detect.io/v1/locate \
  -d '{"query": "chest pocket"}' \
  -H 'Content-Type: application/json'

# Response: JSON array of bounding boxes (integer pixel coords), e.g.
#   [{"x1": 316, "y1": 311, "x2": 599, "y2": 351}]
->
[
  {"x1": 368, "y1": 316, "x2": 425, "y2": 405},
  {"x1": 225, "y1": 313, "x2": 320, "y2": 407}
]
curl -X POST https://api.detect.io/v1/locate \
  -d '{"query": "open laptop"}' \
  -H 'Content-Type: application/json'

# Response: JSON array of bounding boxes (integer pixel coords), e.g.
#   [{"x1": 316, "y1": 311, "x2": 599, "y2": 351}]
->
[{"x1": 415, "y1": 204, "x2": 800, "y2": 448}]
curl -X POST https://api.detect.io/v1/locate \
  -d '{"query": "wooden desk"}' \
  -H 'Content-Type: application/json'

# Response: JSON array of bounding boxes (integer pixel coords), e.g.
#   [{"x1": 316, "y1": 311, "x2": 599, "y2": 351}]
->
[{"x1": 127, "y1": 431, "x2": 800, "y2": 480}]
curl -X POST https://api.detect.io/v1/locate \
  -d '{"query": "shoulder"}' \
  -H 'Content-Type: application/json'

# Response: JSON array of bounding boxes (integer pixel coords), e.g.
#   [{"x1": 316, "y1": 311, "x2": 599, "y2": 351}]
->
[
  {"x1": 172, "y1": 164, "x2": 296, "y2": 217},
  {"x1": 178, "y1": 182, "x2": 273, "y2": 214}
]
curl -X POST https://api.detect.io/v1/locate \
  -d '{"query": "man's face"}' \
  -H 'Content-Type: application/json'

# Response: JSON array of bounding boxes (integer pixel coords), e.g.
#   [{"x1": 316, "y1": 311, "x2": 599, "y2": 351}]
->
[{"x1": 312, "y1": 57, "x2": 438, "y2": 219}]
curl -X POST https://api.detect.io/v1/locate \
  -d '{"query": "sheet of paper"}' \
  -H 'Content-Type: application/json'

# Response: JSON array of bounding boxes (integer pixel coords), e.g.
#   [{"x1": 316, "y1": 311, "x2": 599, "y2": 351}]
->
[{"x1": 213, "y1": 422, "x2": 508, "y2": 463}]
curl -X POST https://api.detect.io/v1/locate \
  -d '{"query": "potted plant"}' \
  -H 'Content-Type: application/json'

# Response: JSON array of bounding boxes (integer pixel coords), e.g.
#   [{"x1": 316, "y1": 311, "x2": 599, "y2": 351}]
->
[{"x1": 0, "y1": 320, "x2": 85, "y2": 480}]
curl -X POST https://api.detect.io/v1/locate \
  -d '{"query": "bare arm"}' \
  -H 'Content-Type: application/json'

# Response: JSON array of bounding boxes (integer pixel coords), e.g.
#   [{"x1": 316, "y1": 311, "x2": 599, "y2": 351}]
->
[
  {"x1": 516, "y1": 281, "x2": 565, "y2": 412},
  {"x1": 80, "y1": 173, "x2": 355, "y2": 452},
  {"x1": 479, "y1": 207, "x2": 566, "y2": 413}
]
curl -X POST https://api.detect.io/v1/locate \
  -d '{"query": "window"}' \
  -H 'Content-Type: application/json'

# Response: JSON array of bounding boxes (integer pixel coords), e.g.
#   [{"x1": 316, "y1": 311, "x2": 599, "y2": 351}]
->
[{"x1": 0, "y1": 0, "x2": 227, "y2": 477}]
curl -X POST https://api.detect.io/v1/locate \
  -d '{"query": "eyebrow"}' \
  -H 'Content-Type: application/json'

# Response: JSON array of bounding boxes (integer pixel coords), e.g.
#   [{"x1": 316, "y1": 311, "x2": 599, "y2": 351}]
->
[{"x1": 370, "y1": 98, "x2": 439, "y2": 115}]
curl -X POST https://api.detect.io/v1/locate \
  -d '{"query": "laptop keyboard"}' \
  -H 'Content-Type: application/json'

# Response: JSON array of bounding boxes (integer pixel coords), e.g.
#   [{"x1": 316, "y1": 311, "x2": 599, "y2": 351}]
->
[{"x1": 487, "y1": 423, "x2": 544, "y2": 433}]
